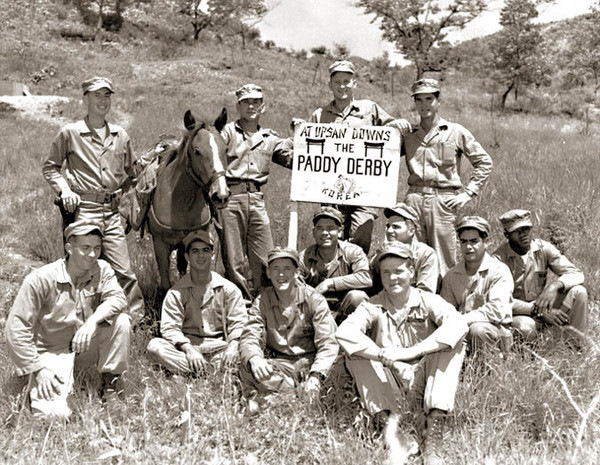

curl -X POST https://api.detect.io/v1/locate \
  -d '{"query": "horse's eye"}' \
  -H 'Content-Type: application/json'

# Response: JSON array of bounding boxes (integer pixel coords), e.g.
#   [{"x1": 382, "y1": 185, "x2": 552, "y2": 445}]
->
[{"x1": 193, "y1": 148, "x2": 201, "y2": 156}]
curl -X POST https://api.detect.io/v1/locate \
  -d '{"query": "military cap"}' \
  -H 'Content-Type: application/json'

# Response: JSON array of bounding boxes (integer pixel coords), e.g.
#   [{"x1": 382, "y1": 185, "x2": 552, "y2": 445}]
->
[
  {"x1": 267, "y1": 247, "x2": 299, "y2": 267},
  {"x1": 499, "y1": 209, "x2": 533, "y2": 232},
  {"x1": 410, "y1": 78, "x2": 440, "y2": 96},
  {"x1": 64, "y1": 219, "x2": 104, "y2": 241},
  {"x1": 329, "y1": 60, "x2": 355, "y2": 75},
  {"x1": 456, "y1": 216, "x2": 490, "y2": 236},
  {"x1": 383, "y1": 202, "x2": 418, "y2": 223},
  {"x1": 376, "y1": 241, "x2": 413, "y2": 263},
  {"x1": 236, "y1": 83, "x2": 263, "y2": 102},
  {"x1": 183, "y1": 230, "x2": 214, "y2": 250},
  {"x1": 312, "y1": 206, "x2": 343, "y2": 226},
  {"x1": 82, "y1": 76, "x2": 114, "y2": 94}
]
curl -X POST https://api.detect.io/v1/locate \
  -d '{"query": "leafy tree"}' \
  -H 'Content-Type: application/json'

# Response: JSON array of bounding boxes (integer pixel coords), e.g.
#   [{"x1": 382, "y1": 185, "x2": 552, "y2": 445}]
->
[
  {"x1": 569, "y1": 3, "x2": 600, "y2": 96},
  {"x1": 179, "y1": 0, "x2": 212, "y2": 40},
  {"x1": 491, "y1": 0, "x2": 552, "y2": 108},
  {"x1": 209, "y1": 0, "x2": 268, "y2": 48},
  {"x1": 356, "y1": 0, "x2": 486, "y2": 79},
  {"x1": 333, "y1": 42, "x2": 351, "y2": 60}
]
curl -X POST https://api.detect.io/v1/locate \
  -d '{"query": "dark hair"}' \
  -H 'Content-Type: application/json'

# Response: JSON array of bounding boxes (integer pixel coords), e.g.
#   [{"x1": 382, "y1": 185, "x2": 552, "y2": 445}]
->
[{"x1": 458, "y1": 227, "x2": 488, "y2": 240}]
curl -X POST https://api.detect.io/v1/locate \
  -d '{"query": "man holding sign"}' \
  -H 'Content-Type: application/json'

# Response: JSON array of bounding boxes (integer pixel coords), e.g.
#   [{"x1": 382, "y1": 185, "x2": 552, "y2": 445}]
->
[{"x1": 306, "y1": 60, "x2": 411, "y2": 254}]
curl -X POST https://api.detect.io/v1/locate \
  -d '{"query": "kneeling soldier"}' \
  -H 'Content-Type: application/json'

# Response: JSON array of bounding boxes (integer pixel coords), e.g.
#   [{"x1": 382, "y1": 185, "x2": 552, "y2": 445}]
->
[
  {"x1": 494, "y1": 209, "x2": 588, "y2": 345},
  {"x1": 239, "y1": 247, "x2": 338, "y2": 405},
  {"x1": 147, "y1": 230, "x2": 247, "y2": 374},
  {"x1": 299, "y1": 207, "x2": 372, "y2": 323},
  {"x1": 336, "y1": 242, "x2": 467, "y2": 465},
  {"x1": 5, "y1": 220, "x2": 130, "y2": 420}
]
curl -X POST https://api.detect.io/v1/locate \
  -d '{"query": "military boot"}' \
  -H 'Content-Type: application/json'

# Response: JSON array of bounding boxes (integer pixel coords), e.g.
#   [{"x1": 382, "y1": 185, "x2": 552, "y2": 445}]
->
[{"x1": 422, "y1": 409, "x2": 446, "y2": 465}]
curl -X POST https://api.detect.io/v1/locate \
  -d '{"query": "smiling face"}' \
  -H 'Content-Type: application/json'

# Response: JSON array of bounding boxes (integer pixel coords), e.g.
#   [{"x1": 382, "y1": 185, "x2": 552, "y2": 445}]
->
[
  {"x1": 329, "y1": 72, "x2": 355, "y2": 101},
  {"x1": 379, "y1": 256, "x2": 414, "y2": 296},
  {"x1": 186, "y1": 240, "x2": 213, "y2": 273},
  {"x1": 459, "y1": 229, "x2": 486, "y2": 265},
  {"x1": 506, "y1": 226, "x2": 533, "y2": 254},
  {"x1": 84, "y1": 88, "x2": 112, "y2": 120},
  {"x1": 267, "y1": 258, "x2": 297, "y2": 293},
  {"x1": 313, "y1": 218, "x2": 341, "y2": 248},
  {"x1": 414, "y1": 92, "x2": 440, "y2": 120},
  {"x1": 385, "y1": 215, "x2": 414, "y2": 244},
  {"x1": 237, "y1": 98, "x2": 264, "y2": 123},
  {"x1": 66, "y1": 233, "x2": 102, "y2": 274}
]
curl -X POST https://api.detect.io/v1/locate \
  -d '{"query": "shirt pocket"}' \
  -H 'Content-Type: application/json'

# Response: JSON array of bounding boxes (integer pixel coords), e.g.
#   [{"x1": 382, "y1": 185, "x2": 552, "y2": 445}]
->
[
  {"x1": 250, "y1": 148, "x2": 272, "y2": 175},
  {"x1": 534, "y1": 271, "x2": 548, "y2": 293},
  {"x1": 80, "y1": 289, "x2": 101, "y2": 320},
  {"x1": 439, "y1": 142, "x2": 457, "y2": 167}
]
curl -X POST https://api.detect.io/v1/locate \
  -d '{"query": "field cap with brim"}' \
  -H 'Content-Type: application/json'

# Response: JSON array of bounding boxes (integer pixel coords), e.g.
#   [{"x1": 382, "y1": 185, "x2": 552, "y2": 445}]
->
[
  {"x1": 384, "y1": 202, "x2": 418, "y2": 223},
  {"x1": 499, "y1": 209, "x2": 533, "y2": 232},
  {"x1": 267, "y1": 247, "x2": 299, "y2": 267},
  {"x1": 329, "y1": 60, "x2": 355, "y2": 75},
  {"x1": 183, "y1": 230, "x2": 214, "y2": 250},
  {"x1": 82, "y1": 76, "x2": 114, "y2": 94},
  {"x1": 312, "y1": 206, "x2": 343, "y2": 226},
  {"x1": 376, "y1": 241, "x2": 413, "y2": 263},
  {"x1": 410, "y1": 78, "x2": 440, "y2": 96},
  {"x1": 456, "y1": 216, "x2": 490, "y2": 236},
  {"x1": 236, "y1": 84, "x2": 263, "y2": 102},
  {"x1": 64, "y1": 219, "x2": 104, "y2": 241}
]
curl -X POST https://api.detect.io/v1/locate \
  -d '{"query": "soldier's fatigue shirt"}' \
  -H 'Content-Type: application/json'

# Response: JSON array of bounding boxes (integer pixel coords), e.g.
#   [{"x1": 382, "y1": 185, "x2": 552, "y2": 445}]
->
[
  {"x1": 493, "y1": 239, "x2": 585, "y2": 313},
  {"x1": 239, "y1": 282, "x2": 339, "y2": 376},
  {"x1": 402, "y1": 118, "x2": 492, "y2": 196},
  {"x1": 5, "y1": 258, "x2": 127, "y2": 376},
  {"x1": 309, "y1": 99, "x2": 395, "y2": 127},
  {"x1": 440, "y1": 253, "x2": 513, "y2": 325},
  {"x1": 299, "y1": 240, "x2": 372, "y2": 298},
  {"x1": 221, "y1": 120, "x2": 293, "y2": 185},
  {"x1": 159, "y1": 271, "x2": 247, "y2": 347},
  {"x1": 43, "y1": 119, "x2": 146, "y2": 195},
  {"x1": 336, "y1": 288, "x2": 467, "y2": 354},
  {"x1": 370, "y1": 239, "x2": 439, "y2": 294}
]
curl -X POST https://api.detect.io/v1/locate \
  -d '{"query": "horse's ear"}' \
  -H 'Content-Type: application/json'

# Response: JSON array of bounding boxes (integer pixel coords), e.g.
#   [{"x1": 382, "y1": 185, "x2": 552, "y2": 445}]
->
[
  {"x1": 214, "y1": 107, "x2": 227, "y2": 132},
  {"x1": 184, "y1": 110, "x2": 196, "y2": 131}
]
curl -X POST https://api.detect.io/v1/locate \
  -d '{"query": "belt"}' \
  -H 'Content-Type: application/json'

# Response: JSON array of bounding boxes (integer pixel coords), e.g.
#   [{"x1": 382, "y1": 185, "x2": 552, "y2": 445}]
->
[
  {"x1": 76, "y1": 189, "x2": 122, "y2": 204},
  {"x1": 408, "y1": 186, "x2": 459, "y2": 195},
  {"x1": 227, "y1": 181, "x2": 261, "y2": 195}
]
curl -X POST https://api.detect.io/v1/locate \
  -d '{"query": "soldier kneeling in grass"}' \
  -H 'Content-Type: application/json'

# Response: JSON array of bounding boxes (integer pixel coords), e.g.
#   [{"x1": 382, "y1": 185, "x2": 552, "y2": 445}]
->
[
  {"x1": 238, "y1": 247, "x2": 339, "y2": 413},
  {"x1": 494, "y1": 209, "x2": 588, "y2": 348},
  {"x1": 5, "y1": 220, "x2": 131, "y2": 421},
  {"x1": 336, "y1": 242, "x2": 467, "y2": 465},
  {"x1": 147, "y1": 230, "x2": 247, "y2": 374}
]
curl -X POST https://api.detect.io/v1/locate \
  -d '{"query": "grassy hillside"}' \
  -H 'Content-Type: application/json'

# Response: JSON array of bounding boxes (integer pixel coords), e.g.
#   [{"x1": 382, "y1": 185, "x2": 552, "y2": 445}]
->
[{"x1": 1, "y1": 2, "x2": 599, "y2": 464}]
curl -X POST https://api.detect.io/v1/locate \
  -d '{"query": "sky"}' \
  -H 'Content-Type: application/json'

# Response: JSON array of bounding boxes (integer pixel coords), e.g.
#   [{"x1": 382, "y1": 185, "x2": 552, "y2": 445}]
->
[{"x1": 259, "y1": 0, "x2": 596, "y2": 64}]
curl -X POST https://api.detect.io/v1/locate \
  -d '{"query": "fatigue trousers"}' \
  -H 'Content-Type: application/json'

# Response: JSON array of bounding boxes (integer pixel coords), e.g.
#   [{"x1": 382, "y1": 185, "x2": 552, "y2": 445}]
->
[
  {"x1": 146, "y1": 335, "x2": 229, "y2": 374},
  {"x1": 467, "y1": 322, "x2": 513, "y2": 353},
  {"x1": 327, "y1": 290, "x2": 369, "y2": 323},
  {"x1": 29, "y1": 313, "x2": 130, "y2": 421},
  {"x1": 219, "y1": 192, "x2": 272, "y2": 300},
  {"x1": 405, "y1": 192, "x2": 457, "y2": 277},
  {"x1": 339, "y1": 206, "x2": 378, "y2": 255},
  {"x1": 346, "y1": 342, "x2": 465, "y2": 416},
  {"x1": 512, "y1": 285, "x2": 588, "y2": 340},
  {"x1": 239, "y1": 354, "x2": 314, "y2": 394},
  {"x1": 74, "y1": 202, "x2": 145, "y2": 324}
]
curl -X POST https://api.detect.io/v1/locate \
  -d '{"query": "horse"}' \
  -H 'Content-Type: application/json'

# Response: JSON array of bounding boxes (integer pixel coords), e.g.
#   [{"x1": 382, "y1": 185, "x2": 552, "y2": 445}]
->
[{"x1": 147, "y1": 108, "x2": 230, "y2": 296}]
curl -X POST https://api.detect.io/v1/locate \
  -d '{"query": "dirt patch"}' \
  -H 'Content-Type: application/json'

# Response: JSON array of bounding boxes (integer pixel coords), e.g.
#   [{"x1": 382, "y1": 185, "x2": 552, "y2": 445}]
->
[{"x1": 0, "y1": 95, "x2": 72, "y2": 125}]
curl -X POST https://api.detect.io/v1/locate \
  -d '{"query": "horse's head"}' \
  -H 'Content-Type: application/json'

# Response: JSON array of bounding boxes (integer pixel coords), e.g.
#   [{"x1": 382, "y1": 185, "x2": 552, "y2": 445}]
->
[{"x1": 182, "y1": 108, "x2": 230, "y2": 207}]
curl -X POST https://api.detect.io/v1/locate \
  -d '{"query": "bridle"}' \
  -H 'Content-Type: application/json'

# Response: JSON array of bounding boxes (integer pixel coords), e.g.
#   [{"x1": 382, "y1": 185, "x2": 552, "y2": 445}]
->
[{"x1": 184, "y1": 124, "x2": 226, "y2": 189}]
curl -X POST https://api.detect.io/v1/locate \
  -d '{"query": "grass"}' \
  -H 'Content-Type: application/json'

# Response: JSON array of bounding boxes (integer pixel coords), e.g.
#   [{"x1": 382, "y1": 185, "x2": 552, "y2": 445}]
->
[{"x1": 1, "y1": 7, "x2": 600, "y2": 464}]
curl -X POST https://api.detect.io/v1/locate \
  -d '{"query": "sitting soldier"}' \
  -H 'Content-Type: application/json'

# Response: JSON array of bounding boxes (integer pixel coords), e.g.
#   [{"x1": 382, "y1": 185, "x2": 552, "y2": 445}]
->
[
  {"x1": 336, "y1": 242, "x2": 467, "y2": 465},
  {"x1": 494, "y1": 209, "x2": 588, "y2": 345},
  {"x1": 441, "y1": 216, "x2": 514, "y2": 353},
  {"x1": 370, "y1": 202, "x2": 439, "y2": 295},
  {"x1": 239, "y1": 247, "x2": 339, "y2": 408},
  {"x1": 147, "y1": 230, "x2": 247, "y2": 374},
  {"x1": 5, "y1": 219, "x2": 131, "y2": 420},
  {"x1": 299, "y1": 207, "x2": 372, "y2": 322}
]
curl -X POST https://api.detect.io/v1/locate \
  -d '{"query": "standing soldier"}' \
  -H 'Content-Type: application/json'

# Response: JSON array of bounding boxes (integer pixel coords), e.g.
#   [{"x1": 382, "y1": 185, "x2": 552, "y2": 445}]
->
[
  {"x1": 403, "y1": 79, "x2": 493, "y2": 275},
  {"x1": 43, "y1": 77, "x2": 150, "y2": 323},
  {"x1": 308, "y1": 60, "x2": 411, "y2": 254},
  {"x1": 219, "y1": 84, "x2": 294, "y2": 300}
]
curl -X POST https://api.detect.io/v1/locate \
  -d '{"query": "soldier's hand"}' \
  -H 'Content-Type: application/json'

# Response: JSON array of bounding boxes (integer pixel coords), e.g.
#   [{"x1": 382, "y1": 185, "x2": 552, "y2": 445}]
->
[
  {"x1": 290, "y1": 118, "x2": 306, "y2": 131},
  {"x1": 61, "y1": 189, "x2": 81, "y2": 214},
  {"x1": 220, "y1": 341, "x2": 240, "y2": 369},
  {"x1": 444, "y1": 192, "x2": 471, "y2": 209},
  {"x1": 379, "y1": 347, "x2": 420, "y2": 366},
  {"x1": 535, "y1": 282, "x2": 562, "y2": 312},
  {"x1": 315, "y1": 279, "x2": 333, "y2": 295},
  {"x1": 249, "y1": 356, "x2": 273, "y2": 382},
  {"x1": 71, "y1": 320, "x2": 98, "y2": 354},
  {"x1": 182, "y1": 344, "x2": 207, "y2": 373},
  {"x1": 541, "y1": 308, "x2": 570, "y2": 326},
  {"x1": 35, "y1": 367, "x2": 64, "y2": 400},
  {"x1": 387, "y1": 118, "x2": 412, "y2": 135}
]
